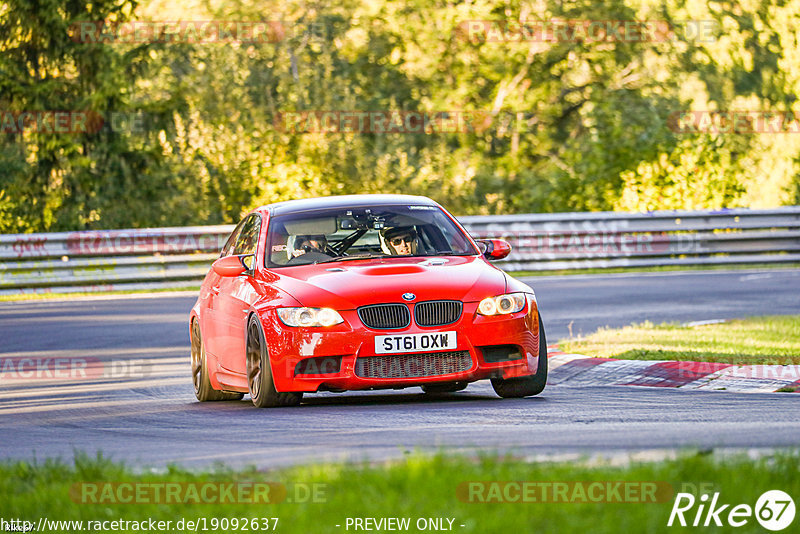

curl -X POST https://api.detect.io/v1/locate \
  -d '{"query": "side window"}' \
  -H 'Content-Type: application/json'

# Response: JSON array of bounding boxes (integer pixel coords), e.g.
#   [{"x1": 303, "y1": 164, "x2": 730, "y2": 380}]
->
[
  {"x1": 220, "y1": 219, "x2": 246, "y2": 257},
  {"x1": 233, "y1": 214, "x2": 262, "y2": 256}
]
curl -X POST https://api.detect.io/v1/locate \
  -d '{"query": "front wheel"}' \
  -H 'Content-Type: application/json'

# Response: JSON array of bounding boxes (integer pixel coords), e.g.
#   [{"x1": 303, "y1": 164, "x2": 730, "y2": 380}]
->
[
  {"x1": 246, "y1": 315, "x2": 303, "y2": 408},
  {"x1": 191, "y1": 320, "x2": 243, "y2": 402},
  {"x1": 491, "y1": 314, "x2": 548, "y2": 398}
]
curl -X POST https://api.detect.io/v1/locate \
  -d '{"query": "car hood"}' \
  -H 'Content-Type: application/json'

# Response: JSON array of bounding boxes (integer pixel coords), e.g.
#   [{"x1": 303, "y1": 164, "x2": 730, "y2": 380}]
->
[{"x1": 268, "y1": 256, "x2": 507, "y2": 309}]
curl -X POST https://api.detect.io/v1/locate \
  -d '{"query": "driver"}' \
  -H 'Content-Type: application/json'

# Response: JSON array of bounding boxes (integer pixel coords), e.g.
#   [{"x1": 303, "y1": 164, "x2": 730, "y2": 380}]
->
[
  {"x1": 292, "y1": 234, "x2": 328, "y2": 257},
  {"x1": 382, "y1": 227, "x2": 417, "y2": 255}
]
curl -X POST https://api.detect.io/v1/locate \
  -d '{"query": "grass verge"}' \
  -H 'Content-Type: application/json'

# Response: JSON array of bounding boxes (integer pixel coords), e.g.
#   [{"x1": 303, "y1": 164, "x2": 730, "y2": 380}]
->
[
  {"x1": 560, "y1": 315, "x2": 800, "y2": 365},
  {"x1": 1, "y1": 451, "x2": 799, "y2": 533}
]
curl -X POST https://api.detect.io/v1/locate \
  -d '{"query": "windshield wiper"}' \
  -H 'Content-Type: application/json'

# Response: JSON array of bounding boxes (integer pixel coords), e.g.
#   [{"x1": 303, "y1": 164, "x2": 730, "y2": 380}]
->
[
  {"x1": 321, "y1": 254, "x2": 387, "y2": 263},
  {"x1": 426, "y1": 251, "x2": 472, "y2": 256}
]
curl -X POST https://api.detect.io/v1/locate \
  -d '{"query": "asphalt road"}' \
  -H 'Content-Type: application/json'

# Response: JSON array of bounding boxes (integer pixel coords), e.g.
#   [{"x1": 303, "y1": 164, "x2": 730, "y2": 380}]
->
[
  {"x1": 532, "y1": 268, "x2": 800, "y2": 339},
  {"x1": 1, "y1": 268, "x2": 799, "y2": 468}
]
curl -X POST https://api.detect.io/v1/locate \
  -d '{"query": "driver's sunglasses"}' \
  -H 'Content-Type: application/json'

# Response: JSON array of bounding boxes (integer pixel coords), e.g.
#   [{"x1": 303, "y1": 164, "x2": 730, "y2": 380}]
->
[{"x1": 389, "y1": 236, "x2": 412, "y2": 246}]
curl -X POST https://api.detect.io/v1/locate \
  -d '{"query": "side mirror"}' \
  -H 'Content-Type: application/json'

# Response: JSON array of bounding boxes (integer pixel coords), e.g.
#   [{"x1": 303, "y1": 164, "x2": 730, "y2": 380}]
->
[
  {"x1": 478, "y1": 239, "x2": 512, "y2": 260},
  {"x1": 212, "y1": 254, "x2": 252, "y2": 277}
]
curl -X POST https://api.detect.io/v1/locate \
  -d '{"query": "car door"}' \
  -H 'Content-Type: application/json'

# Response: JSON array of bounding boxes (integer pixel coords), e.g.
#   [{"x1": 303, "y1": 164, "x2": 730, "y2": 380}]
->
[
  {"x1": 202, "y1": 219, "x2": 245, "y2": 361},
  {"x1": 215, "y1": 214, "x2": 263, "y2": 376}
]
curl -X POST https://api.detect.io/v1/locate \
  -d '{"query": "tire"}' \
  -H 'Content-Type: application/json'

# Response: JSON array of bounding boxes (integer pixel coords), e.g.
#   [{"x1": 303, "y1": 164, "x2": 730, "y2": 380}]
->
[
  {"x1": 246, "y1": 315, "x2": 303, "y2": 408},
  {"x1": 191, "y1": 319, "x2": 244, "y2": 401},
  {"x1": 491, "y1": 315, "x2": 548, "y2": 398},
  {"x1": 421, "y1": 382, "x2": 468, "y2": 394}
]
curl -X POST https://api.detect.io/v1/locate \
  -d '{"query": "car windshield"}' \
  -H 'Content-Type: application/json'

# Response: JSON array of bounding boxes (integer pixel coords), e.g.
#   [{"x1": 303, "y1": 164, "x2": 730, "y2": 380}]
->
[{"x1": 266, "y1": 204, "x2": 478, "y2": 267}]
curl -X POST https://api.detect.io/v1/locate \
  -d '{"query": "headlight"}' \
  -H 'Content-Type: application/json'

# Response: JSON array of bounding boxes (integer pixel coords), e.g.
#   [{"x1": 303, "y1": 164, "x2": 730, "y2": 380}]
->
[
  {"x1": 477, "y1": 293, "x2": 527, "y2": 316},
  {"x1": 276, "y1": 307, "x2": 344, "y2": 327}
]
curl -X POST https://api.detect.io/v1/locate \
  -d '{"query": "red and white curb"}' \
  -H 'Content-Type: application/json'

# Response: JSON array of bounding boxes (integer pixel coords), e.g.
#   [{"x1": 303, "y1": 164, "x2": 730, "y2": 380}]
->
[{"x1": 546, "y1": 347, "x2": 800, "y2": 393}]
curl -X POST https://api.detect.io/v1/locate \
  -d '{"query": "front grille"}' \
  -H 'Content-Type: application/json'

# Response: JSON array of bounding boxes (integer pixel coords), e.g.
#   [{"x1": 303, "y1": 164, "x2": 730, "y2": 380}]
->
[
  {"x1": 358, "y1": 304, "x2": 410, "y2": 329},
  {"x1": 355, "y1": 351, "x2": 472, "y2": 379},
  {"x1": 414, "y1": 300, "x2": 463, "y2": 327}
]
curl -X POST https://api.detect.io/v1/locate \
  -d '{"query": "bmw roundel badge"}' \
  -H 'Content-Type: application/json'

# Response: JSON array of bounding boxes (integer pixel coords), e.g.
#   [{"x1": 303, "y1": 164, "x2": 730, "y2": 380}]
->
[{"x1": 402, "y1": 293, "x2": 416, "y2": 301}]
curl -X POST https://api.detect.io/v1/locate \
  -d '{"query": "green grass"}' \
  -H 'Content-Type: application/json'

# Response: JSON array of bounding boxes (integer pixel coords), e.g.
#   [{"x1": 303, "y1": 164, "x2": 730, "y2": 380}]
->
[
  {"x1": 560, "y1": 315, "x2": 800, "y2": 365},
  {"x1": 0, "y1": 286, "x2": 201, "y2": 302},
  {"x1": 510, "y1": 262, "x2": 800, "y2": 277},
  {"x1": 2, "y1": 451, "x2": 799, "y2": 533}
]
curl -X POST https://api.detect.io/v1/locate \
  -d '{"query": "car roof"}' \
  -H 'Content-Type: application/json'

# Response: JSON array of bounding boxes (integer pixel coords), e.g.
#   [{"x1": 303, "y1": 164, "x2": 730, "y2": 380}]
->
[{"x1": 259, "y1": 194, "x2": 440, "y2": 217}]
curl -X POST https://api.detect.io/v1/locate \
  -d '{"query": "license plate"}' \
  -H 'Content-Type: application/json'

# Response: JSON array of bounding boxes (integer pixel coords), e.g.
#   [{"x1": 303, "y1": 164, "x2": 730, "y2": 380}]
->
[{"x1": 374, "y1": 332, "x2": 457, "y2": 354}]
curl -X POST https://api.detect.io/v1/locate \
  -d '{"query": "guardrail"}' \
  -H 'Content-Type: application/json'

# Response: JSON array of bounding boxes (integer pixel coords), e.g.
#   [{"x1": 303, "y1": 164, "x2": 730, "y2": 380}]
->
[
  {"x1": 0, "y1": 226, "x2": 233, "y2": 295},
  {"x1": 460, "y1": 206, "x2": 800, "y2": 271},
  {"x1": 1, "y1": 207, "x2": 799, "y2": 295}
]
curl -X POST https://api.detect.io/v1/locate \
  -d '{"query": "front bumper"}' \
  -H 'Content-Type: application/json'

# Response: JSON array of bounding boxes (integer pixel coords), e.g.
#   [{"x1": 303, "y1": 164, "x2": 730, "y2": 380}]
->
[{"x1": 262, "y1": 300, "x2": 542, "y2": 393}]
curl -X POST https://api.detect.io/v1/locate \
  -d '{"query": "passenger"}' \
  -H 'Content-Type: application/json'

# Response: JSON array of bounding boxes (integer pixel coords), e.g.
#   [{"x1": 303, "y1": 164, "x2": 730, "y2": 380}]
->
[{"x1": 292, "y1": 234, "x2": 328, "y2": 257}]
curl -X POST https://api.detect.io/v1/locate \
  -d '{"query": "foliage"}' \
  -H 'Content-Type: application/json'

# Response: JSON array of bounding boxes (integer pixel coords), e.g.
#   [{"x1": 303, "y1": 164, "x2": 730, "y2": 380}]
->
[{"x1": 1, "y1": 0, "x2": 799, "y2": 232}]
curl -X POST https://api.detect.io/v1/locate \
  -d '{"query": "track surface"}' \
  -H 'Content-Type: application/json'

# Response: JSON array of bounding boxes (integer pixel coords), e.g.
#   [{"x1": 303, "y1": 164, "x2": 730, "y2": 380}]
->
[{"x1": 1, "y1": 269, "x2": 799, "y2": 468}]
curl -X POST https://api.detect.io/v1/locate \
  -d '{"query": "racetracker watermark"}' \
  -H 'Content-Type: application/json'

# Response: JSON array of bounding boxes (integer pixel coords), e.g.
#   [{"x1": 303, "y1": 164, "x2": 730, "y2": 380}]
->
[
  {"x1": 0, "y1": 357, "x2": 152, "y2": 381},
  {"x1": 275, "y1": 110, "x2": 534, "y2": 134},
  {"x1": 70, "y1": 482, "x2": 326, "y2": 504},
  {"x1": 456, "y1": 20, "x2": 717, "y2": 43},
  {"x1": 0, "y1": 111, "x2": 103, "y2": 134},
  {"x1": 457, "y1": 481, "x2": 674, "y2": 503},
  {"x1": 2, "y1": 517, "x2": 279, "y2": 532},
  {"x1": 0, "y1": 111, "x2": 150, "y2": 135},
  {"x1": 71, "y1": 21, "x2": 281, "y2": 43},
  {"x1": 68, "y1": 20, "x2": 327, "y2": 44},
  {"x1": 64, "y1": 230, "x2": 225, "y2": 256},
  {"x1": 468, "y1": 230, "x2": 703, "y2": 256},
  {"x1": 668, "y1": 111, "x2": 800, "y2": 134}
]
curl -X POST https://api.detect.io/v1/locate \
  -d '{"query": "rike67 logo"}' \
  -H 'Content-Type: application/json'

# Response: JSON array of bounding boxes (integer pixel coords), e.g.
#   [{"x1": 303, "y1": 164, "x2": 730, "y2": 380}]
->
[{"x1": 668, "y1": 490, "x2": 795, "y2": 531}]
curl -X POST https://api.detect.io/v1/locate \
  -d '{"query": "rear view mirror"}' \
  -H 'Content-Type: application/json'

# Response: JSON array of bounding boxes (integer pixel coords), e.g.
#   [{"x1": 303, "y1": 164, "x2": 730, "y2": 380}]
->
[
  {"x1": 212, "y1": 255, "x2": 251, "y2": 277},
  {"x1": 477, "y1": 239, "x2": 512, "y2": 260}
]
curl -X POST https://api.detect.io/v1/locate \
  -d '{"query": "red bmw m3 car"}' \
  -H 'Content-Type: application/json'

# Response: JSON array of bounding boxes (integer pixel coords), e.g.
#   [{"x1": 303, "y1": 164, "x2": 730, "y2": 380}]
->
[{"x1": 190, "y1": 195, "x2": 547, "y2": 407}]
